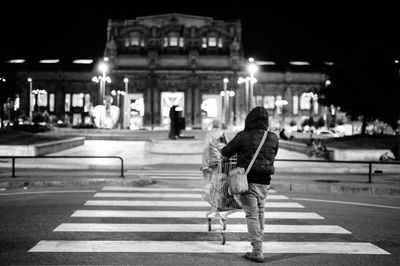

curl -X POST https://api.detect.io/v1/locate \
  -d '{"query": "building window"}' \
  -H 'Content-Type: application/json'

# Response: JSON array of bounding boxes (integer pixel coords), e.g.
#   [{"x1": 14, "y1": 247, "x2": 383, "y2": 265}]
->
[
  {"x1": 31, "y1": 94, "x2": 35, "y2": 111},
  {"x1": 65, "y1": 94, "x2": 71, "y2": 112},
  {"x1": 263, "y1": 95, "x2": 275, "y2": 109},
  {"x1": 72, "y1": 93, "x2": 84, "y2": 107},
  {"x1": 169, "y1": 37, "x2": 178, "y2": 46},
  {"x1": 49, "y1": 93, "x2": 55, "y2": 112},
  {"x1": 255, "y1": 95, "x2": 263, "y2": 106},
  {"x1": 276, "y1": 95, "x2": 283, "y2": 114},
  {"x1": 293, "y1": 95, "x2": 299, "y2": 115},
  {"x1": 38, "y1": 93, "x2": 48, "y2": 107},
  {"x1": 84, "y1": 94, "x2": 91, "y2": 112},
  {"x1": 208, "y1": 37, "x2": 217, "y2": 47},
  {"x1": 179, "y1": 37, "x2": 184, "y2": 47},
  {"x1": 313, "y1": 97, "x2": 319, "y2": 114},
  {"x1": 130, "y1": 36, "x2": 140, "y2": 46},
  {"x1": 163, "y1": 37, "x2": 168, "y2": 47},
  {"x1": 300, "y1": 93, "x2": 311, "y2": 110},
  {"x1": 218, "y1": 38, "x2": 223, "y2": 48},
  {"x1": 202, "y1": 38, "x2": 207, "y2": 48},
  {"x1": 72, "y1": 113, "x2": 82, "y2": 125},
  {"x1": 125, "y1": 31, "x2": 146, "y2": 48},
  {"x1": 14, "y1": 95, "x2": 20, "y2": 111}
]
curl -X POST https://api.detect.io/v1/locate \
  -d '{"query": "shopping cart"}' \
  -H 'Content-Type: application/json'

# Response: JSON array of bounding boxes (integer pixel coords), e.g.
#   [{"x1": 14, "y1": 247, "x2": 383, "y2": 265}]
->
[{"x1": 201, "y1": 156, "x2": 241, "y2": 245}]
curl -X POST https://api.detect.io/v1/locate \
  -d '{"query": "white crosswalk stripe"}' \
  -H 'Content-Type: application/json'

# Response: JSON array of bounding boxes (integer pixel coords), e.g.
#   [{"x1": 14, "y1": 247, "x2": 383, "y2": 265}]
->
[
  {"x1": 93, "y1": 192, "x2": 287, "y2": 199},
  {"x1": 54, "y1": 223, "x2": 351, "y2": 234},
  {"x1": 102, "y1": 186, "x2": 277, "y2": 193},
  {"x1": 150, "y1": 175, "x2": 202, "y2": 180},
  {"x1": 29, "y1": 171, "x2": 390, "y2": 256},
  {"x1": 84, "y1": 200, "x2": 302, "y2": 208},
  {"x1": 102, "y1": 187, "x2": 203, "y2": 192},
  {"x1": 71, "y1": 210, "x2": 324, "y2": 219},
  {"x1": 29, "y1": 240, "x2": 389, "y2": 254}
]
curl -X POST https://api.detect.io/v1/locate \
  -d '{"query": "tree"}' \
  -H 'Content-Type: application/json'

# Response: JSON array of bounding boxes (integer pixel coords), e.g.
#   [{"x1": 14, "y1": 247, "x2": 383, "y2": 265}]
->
[{"x1": 318, "y1": 44, "x2": 400, "y2": 134}]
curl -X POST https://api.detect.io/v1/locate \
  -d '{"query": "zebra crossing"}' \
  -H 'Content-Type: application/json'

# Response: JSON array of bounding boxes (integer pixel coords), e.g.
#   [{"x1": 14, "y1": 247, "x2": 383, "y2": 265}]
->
[{"x1": 29, "y1": 184, "x2": 390, "y2": 255}]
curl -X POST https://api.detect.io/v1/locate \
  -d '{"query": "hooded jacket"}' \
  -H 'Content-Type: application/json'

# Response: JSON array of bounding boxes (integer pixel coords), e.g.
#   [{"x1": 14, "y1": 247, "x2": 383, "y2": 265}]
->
[{"x1": 221, "y1": 106, "x2": 279, "y2": 185}]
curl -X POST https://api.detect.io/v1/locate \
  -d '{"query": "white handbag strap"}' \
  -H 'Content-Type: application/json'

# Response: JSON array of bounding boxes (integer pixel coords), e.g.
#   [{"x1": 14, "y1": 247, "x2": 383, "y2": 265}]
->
[{"x1": 245, "y1": 131, "x2": 268, "y2": 175}]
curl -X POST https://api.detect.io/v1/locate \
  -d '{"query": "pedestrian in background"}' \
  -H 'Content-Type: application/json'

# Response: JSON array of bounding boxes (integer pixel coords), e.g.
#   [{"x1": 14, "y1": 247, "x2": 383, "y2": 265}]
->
[
  {"x1": 169, "y1": 105, "x2": 178, "y2": 139},
  {"x1": 221, "y1": 106, "x2": 279, "y2": 263}
]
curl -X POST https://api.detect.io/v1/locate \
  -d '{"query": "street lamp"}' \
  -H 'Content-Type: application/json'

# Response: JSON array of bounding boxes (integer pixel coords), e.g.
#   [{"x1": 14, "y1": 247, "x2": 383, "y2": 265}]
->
[
  {"x1": 220, "y1": 81, "x2": 235, "y2": 129},
  {"x1": 247, "y1": 58, "x2": 258, "y2": 111},
  {"x1": 98, "y1": 61, "x2": 108, "y2": 105},
  {"x1": 111, "y1": 90, "x2": 126, "y2": 107},
  {"x1": 91, "y1": 60, "x2": 111, "y2": 129},
  {"x1": 27, "y1": 78, "x2": 33, "y2": 122},
  {"x1": 238, "y1": 76, "x2": 250, "y2": 113},
  {"x1": 122, "y1": 78, "x2": 129, "y2": 129},
  {"x1": 221, "y1": 78, "x2": 229, "y2": 127}
]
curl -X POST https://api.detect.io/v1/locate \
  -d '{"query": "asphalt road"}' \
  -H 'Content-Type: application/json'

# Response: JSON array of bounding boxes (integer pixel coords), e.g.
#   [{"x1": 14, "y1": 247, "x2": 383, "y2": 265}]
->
[{"x1": 1, "y1": 177, "x2": 400, "y2": 265}]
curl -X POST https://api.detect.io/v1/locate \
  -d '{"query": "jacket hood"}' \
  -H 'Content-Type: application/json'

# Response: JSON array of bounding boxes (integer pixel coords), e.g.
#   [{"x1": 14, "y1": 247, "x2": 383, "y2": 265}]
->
[{"x1": 244, "y1": 106, "x2": 269, "y2": 130}]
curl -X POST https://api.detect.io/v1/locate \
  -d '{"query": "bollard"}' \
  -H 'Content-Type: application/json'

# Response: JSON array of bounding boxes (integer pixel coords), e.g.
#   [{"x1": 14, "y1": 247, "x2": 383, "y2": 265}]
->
[
  {"x1": 12, "y1": 157, "x2": 16, "y2": 177},
  {"x1": 368, "y1": 163, "x2": 372, "y2": 183}
]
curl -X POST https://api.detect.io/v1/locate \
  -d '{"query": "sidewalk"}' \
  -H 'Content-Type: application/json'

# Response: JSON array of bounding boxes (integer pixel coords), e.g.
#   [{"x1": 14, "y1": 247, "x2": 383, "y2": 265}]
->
[{"x1": 1, "y1": 140, "x2": 400, "y2": 196}]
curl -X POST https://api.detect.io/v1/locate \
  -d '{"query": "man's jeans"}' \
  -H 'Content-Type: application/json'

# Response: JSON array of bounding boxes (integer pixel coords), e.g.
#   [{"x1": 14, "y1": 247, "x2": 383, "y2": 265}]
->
[{"x1": 234, "y1": 183, "x2": 270, "y2": 254}]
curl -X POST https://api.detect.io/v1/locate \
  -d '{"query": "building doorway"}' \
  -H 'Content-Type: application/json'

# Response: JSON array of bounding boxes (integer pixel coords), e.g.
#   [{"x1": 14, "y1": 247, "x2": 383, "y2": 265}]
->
[
  {"x1": 125, "y1": 93, "x2": 144, "y2": 130},
  {"x1": 201, "y1": 94, "x2": 222, "y2": 129},
  {"x1": 160, "y1": 92, "x2": 185, "y2": 129}
]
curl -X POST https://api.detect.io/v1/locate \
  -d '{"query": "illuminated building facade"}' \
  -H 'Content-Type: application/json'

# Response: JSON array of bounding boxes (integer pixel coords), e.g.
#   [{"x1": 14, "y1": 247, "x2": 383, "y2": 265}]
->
[{"x1": 2, "y1": 14, "x2": 329, "y2": 130}]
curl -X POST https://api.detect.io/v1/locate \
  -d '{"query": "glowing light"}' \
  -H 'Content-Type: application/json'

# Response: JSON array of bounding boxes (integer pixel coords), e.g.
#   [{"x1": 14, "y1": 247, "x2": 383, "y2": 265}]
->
[
  {"x1": 98, "y1": 62, "x2": 108, "y2": 73},
  {"x1": 7, "y1": 59, "x2": 25, "y2": 63},
  {"x1": 223, "y1": 78, "x2": 229, "y2": 83},
  {"x1": 73, "y1": 59, "x2": 93, "y2": 64},
  {"x1": 247, "y1": 63, "x2": 258, "y2": 74},
  {"x1": 237, "y1": 77, "x2": 250, "y2": 84},
  {"x1": 275, "y1": 99, "x2": 288, "y2": 106},
  {"x1": 32, "y1": 89, "x2": 47, "y2": 95},
  {"x1": 290, "y1": 61, "x2": 310, "y2": 66},
  {"x1": 123, "y1": 78, "x2": 129, "y2": 83},
  {"x1": 257, "y1": 61, "x2": 276, "y2": 65}
]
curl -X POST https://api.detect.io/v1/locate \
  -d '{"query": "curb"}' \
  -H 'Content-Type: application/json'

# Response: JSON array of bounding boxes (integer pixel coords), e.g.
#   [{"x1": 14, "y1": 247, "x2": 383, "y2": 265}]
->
[
  {"x1": 272, "y1": 182, "x2": 400, "y2": 196},
  {"x1": 0, "y1": 177, "x2": 155, "y2": 189},
  {"x1": 1, "y1": 177, "x2": 399, "y2": 197}
]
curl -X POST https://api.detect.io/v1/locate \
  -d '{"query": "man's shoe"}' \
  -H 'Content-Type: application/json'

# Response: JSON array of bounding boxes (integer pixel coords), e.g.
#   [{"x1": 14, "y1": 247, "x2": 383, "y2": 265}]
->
[{"x1": 244, "y1": 252, "x2": 264, "y2": 263}]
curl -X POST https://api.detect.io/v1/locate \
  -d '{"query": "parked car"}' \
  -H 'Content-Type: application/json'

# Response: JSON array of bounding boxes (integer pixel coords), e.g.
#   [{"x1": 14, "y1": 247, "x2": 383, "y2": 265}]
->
[{"x1": 316, "y1": 129, "x2": 344, "y2": 138}]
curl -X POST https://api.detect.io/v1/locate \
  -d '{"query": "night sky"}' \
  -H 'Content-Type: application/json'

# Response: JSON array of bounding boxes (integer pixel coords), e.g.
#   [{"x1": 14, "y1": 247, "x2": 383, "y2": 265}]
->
[{"x1": 0, "y1": 1, "x2": 399, "y2": 64}]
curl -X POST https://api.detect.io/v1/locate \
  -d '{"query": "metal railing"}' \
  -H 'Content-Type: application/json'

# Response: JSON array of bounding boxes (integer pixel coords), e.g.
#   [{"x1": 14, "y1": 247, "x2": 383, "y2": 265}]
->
[
  {"x1": 0, "y1": 156, "x2": 124, "y2": 177},
  {"x1": 1, "y1": 156, "x2": 399, "y2": 183},
  {"x1": 274, "y1": 159, "x2": 400, "y2": 183}
]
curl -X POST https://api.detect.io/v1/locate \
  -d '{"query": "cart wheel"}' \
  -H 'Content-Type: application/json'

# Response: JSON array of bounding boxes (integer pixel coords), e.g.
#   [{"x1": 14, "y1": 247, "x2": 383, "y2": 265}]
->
[
  {"x1": 207, "y1": 218, "x2": 212, "y2": 231},
  {"x1": 221, "y1": 233, "x2": 226, "y2": 245}
]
